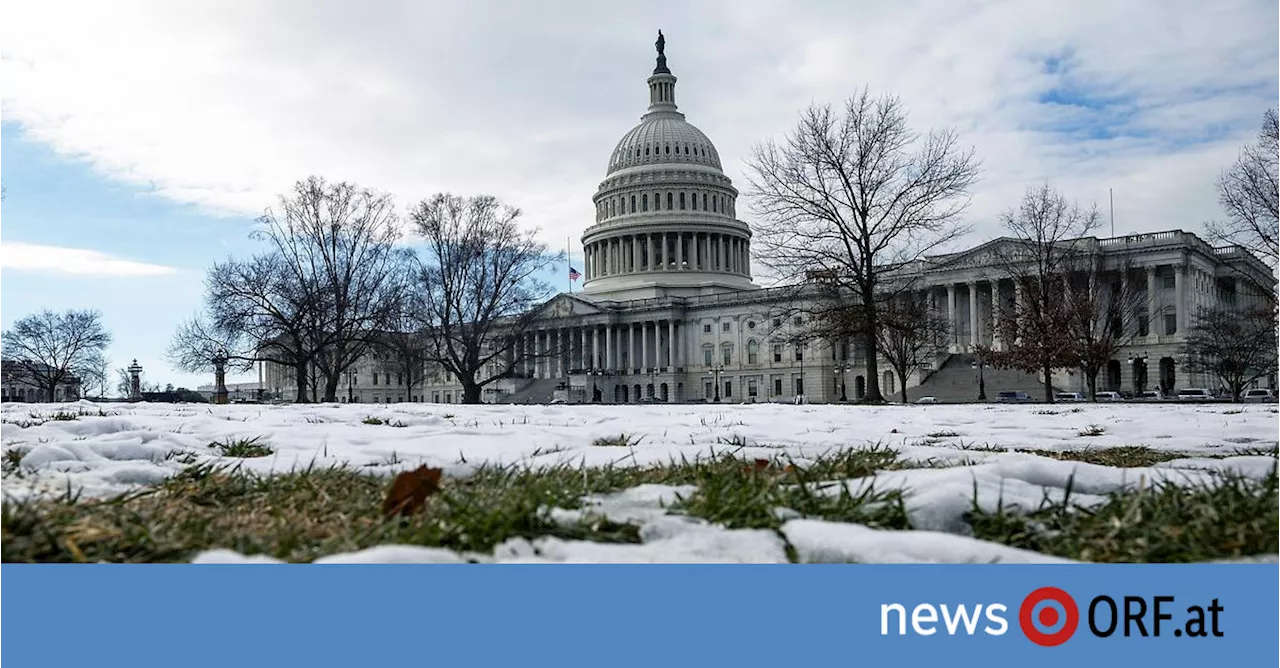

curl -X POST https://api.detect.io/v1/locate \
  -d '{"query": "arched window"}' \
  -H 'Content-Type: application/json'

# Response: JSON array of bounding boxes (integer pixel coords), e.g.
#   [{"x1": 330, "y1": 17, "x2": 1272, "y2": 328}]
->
[
  {"x1": 645, "y1": 146, "x2": 650, "y2": 156},
  {"x1": 630, "y1": 195, "x2": 636, "y2": 213},
  {"x1": 679, "y1": 192, "x2": 686, "y2": 210},
  {"x1": 747, "y1": 340, "x2": 759, "y2": 365},
  {"x1": 665, "y1": 144, "x2": 670, "y2": 154},
  {"x1": 667, "y1": 192, "x2": 674, "y2": 209},
  {"x1": 712, "y1": 196, "x2": 717, "y2": 213},
  {"x1": 684, "y1": 145, "x2": 689, "y2": 155},
  {"x1": 702, "y1": 193, "x2": 708, "y2": 211},
  {"x1": 642, "y1": 194, "x2": 649, "y2": 211}
]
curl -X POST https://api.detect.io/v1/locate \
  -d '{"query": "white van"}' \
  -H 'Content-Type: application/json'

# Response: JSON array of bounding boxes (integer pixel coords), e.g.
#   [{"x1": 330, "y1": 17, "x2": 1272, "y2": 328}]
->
[{"x1": 1176, "y1": 388, "x2": 1214, "y2": 401}]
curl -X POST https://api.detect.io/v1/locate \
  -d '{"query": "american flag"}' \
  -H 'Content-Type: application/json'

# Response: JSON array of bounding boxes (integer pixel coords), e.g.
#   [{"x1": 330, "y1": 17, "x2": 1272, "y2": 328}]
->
[{"x1": 569, "y1": 266, "x2": 582, "y2": 281}]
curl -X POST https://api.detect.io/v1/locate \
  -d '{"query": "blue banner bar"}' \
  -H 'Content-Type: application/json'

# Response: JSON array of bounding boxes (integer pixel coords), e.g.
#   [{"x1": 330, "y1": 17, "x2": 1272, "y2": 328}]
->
[{"x1": 3, "y1": 565, "x2": 1275, "y2": 666}]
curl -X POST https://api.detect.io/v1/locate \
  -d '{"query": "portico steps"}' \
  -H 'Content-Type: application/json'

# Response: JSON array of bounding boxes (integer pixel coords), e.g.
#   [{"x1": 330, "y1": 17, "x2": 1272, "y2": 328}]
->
[{"x1": 905, "y1": 353, "x2": 1057, "y2": 403}]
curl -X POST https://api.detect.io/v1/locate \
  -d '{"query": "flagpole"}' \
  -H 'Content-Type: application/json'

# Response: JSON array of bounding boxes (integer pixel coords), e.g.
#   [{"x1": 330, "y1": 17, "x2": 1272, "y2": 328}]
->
[{"x1": 567, "y1": 236, "x2": 572, "y2": 295}]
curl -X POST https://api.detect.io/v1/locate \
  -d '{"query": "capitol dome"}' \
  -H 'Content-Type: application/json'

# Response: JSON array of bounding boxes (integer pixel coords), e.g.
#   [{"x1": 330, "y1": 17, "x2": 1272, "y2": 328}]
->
[{"x1": 580, "y1": 32, "x2": 755, "y2": 301}]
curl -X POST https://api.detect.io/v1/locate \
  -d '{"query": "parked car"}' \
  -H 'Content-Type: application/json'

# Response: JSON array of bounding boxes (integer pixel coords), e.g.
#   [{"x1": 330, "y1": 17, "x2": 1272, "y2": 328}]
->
[
  {"x1": 1176, "y1": 388, "x2": 1214, "y2": 401},
  {"x1": 1242, "y1": 388, "x2": 1277, "y2": 403},
  {"x1": 1054, "y1": 392, "x2": 1085, "y2": 402},
  {"x1": 996, "y1": 390, "x2": 1033, "y2": 403},
  {"x1": 915, "y1": 396, "x2": 938, "y2": 404},
  {"x1": 1136, "y1": 390, "x2": 1164, "y2": 401},
  {"x1": 1094, "y1": 391, "x2": 1123, "y2": 402}
]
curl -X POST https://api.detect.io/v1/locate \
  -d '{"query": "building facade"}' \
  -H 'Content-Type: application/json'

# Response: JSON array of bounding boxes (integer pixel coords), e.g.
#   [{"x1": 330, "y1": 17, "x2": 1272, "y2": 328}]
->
[
  {"x1": 1, "y1": 361, "x2": 82, "y2": 403},
  {"x1": 263, "y1": 38, "x2": 1276, "y2": 405}
]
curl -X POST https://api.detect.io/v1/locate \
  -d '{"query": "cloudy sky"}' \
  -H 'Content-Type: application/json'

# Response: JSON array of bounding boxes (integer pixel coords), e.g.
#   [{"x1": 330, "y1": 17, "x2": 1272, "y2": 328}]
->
[{"x1": 2, "y1": 0, "x2": 1276, "y2": 389}]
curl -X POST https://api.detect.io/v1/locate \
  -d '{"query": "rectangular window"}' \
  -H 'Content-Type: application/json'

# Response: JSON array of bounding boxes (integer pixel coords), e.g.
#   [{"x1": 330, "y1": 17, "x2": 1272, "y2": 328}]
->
[
  {"x1": 795, "y1": 347, "x2": 804, "y2": 362},
  {"x1": 722, "y1": 322, "x2": 731, "y2": 332},
  {"x1": 1165, "y1": 313, "x2": 1177, "y2": 335},
  {"x1": 773, "y1": 345, "x2": 783, "y2": 363},
  {"x1": 704, "y1": 382, "x2": 713, "y2": 398},
  {"x1": 704, "y1": 347, "x2": 713, "y2": 366},
  {"x1": 773, "y1": 318, "x2": 781, "y2": 327},
  {"x1": 397, "y1": 374, "x2": 403, "y2": 386},
  {"x1": 724, "y1": 381, "x2": 733, "y2": 398},
  {"x1": 703, "y1": 324, "x2": 712, "y2": 333},
  {"x1": 748, "y1": 348, "x2": 758, "y2": 364},
  {"x1": 774, "y1": 378, "x2": 783, "y2": 396},
  {"x1": 748, "y1": 379, "x2": 758, "y2": 397},
  {"x1": 372, "y1": 374, "x2": 378, "y2": 385},
  {"x1": 722, "y1": 346, "x2": 732, "y2": 365},
  {"x1": 794, "y1": 316, "x2": 803, "y2": 326},
  {"x1": 1139, "y1": 315, "x2": 1150, "y2": 337},
  {"x1": 795, "y1": 378, "x2": 805, "y2": 395},
  {"x1": 1163, "y1": 276, "x2": 1175, "y2": 289},
  {"x1": 433, "y1": 392, "x2": 440, "y2": 402}
]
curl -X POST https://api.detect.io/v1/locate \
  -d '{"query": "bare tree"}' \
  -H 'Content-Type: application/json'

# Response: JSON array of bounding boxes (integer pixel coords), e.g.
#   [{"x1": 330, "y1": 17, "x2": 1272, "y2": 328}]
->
[
  {"x1": 1208, "y1": 109, "x2": 1278, "y2": 269},
  {"x1": 1180, "y1": 306, "x2": 1278, "y2": 402},
  {"x1": 2, "y1": 309, "x2": 111, "y2": 402},
  {"x1": 377, "y1": 292, "x2": 433, "y2": 403},
  {"x1": 410, "y1": 193, "x2": 558, "y2": 404},
  {"x1": 988, "y1": 183, "x2": 1102, "y2": 402},
  {"x1": 80, "y1": 351, "x2": 110, "y2": 399},
  {"x1": 204, "y1": 253, "x2": 320, "y2": 402},
  {"x1": 747, "y1": 89, "x2": 979, "y2": 402},
  {"x1": 875, "y1": 292, "x2": 950, "y2": 403},
  {"x1": 1063, "y1": 259, "x2": 1145, "y2": 400},
  {"x1": 167, "y1": 313, "x2": 256, "y2": 376},
  {"x1": 255, "y1": 176, "x2": 410, "y2": 402}
]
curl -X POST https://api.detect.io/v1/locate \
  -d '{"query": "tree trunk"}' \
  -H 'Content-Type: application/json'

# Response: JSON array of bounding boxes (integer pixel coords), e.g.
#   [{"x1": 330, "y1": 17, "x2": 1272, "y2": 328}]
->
[
  {"x1": 897, "y1": 368, "x2": 908, "y2": 404},
  {"x1": 1042, "y1": 362, "x2": 1055, "y2": 403},
  {"x1": 294, "y1": 361, "x2": 310, "y2": 403},
  {"x1": 323, "y1": 372, "x2": 341, "y2": 403},
  {"x1": 1085, "y1": 370, "x2": 1098, "y2": 401},
  {"x1": 862, "y1": 294, "x2": 884, "y2": 403},
  {"x1": 462, "y1": 381, "x2": 483, "y2": 404}
]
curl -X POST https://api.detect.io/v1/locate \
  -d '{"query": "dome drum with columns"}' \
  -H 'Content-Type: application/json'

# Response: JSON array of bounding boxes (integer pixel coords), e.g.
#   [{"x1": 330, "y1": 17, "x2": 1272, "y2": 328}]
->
[{"x1": 580, "y1": 32, "x2": 754, "y2": 301}]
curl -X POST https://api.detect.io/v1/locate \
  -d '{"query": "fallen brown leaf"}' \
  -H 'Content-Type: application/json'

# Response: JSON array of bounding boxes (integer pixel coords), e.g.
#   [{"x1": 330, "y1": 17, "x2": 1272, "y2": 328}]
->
[{"x1": 382, "y1": 466, "x2": 443, "y2": 518}]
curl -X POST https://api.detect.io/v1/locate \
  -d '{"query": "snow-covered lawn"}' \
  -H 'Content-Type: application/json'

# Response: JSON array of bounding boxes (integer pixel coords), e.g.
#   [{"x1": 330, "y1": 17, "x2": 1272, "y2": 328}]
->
[{"x1": 3, "y1": 400, "x2": 1277, "y2": 563}]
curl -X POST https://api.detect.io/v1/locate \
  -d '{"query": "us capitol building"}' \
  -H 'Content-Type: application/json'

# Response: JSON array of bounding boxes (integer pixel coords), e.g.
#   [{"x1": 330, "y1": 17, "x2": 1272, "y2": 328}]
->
[{"x1": 264, "y1": 35, "x2": 1275, "y2": 405}]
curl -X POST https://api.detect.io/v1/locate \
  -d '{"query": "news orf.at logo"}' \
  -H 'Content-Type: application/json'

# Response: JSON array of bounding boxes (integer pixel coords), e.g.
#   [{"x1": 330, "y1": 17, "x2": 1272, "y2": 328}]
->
[
  {"x1": 1019, "y1": 587, "x2": 1079, "y2": 646},
  {"x1": 880, "y1": 588, "x2": 1224, "y2": 644}
]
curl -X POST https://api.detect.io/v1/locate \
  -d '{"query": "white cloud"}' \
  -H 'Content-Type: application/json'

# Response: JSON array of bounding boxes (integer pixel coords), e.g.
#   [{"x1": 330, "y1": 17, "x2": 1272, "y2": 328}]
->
[
  {"x1": 0, "y1": 0, "x2": 1275, "y2": 252},
  {"x1": 1, "y1": 242, "x2": 179, "y2": 276}
]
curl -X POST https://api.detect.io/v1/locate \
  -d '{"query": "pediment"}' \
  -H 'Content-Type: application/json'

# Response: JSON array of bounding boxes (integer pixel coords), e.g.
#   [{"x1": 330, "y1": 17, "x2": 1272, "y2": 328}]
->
[
  {"x1": 531, "y1": 293, "x2": 606, "y2": 320},
  {"x1": 929, "y1": 237, "x2": 1022, "y2": 270}
]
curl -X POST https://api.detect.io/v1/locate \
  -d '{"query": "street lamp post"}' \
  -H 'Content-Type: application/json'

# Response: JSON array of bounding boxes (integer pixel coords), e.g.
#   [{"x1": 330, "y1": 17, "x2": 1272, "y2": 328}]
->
[
  {"x1": 711, "y1": 364, "x2": 723, "y2": 403},
  {"x1": 834, "y1": 364, "x2": 850, "y2": 402},
  {"x1": 347, "y1": 370, "x2": 355, "y2": 403},
  {"x1": 970, "y1": 358, "x2": 987, "y2": 402},
  {"x1": 1128, "y1": 352, "x2": 1149, "y2": 395}
]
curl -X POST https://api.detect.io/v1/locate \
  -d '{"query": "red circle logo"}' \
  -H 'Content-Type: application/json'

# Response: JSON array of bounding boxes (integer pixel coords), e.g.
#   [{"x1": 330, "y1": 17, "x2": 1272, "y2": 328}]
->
[{"x1": 1019, "y1": 587, "x2": 1079, "y2": 646}]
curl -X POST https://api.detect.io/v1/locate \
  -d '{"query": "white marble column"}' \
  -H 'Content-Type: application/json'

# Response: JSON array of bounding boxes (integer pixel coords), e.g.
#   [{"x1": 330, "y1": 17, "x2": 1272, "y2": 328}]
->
[
  {"x1": 628, "y1": 323, "x2": 635, "y2": 371},
  {"x1": 591, "y1": 327, "x2": 600, "y2": 369},
  {"x1": 968, "y1": 282, "x2": 979, "y2": 351},
  {"x1": 1174, "y1": 263, "x2": 1187, "y2": 335},
  {"x1": 990, "y1": 281, "x2": 1001, "y2": 351},
  {"x1": 1146, "y1": 265, "x2": 1158, "y2": 338},
  {"x1": 692, "y1": 234, "x2": 700, "y2": 271},
  {"x1": 668, "y1": 320, "x2": 676, "y2": 368},
  {"x1": 641, "y1": 321, "x2": 649, "y2": 369},
  {"x1": 946, "y1": 284, "x2": 957, "y2": 351},
  {"x1": 605, "y1": 325, "x2": 613, "y2": 370}
]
